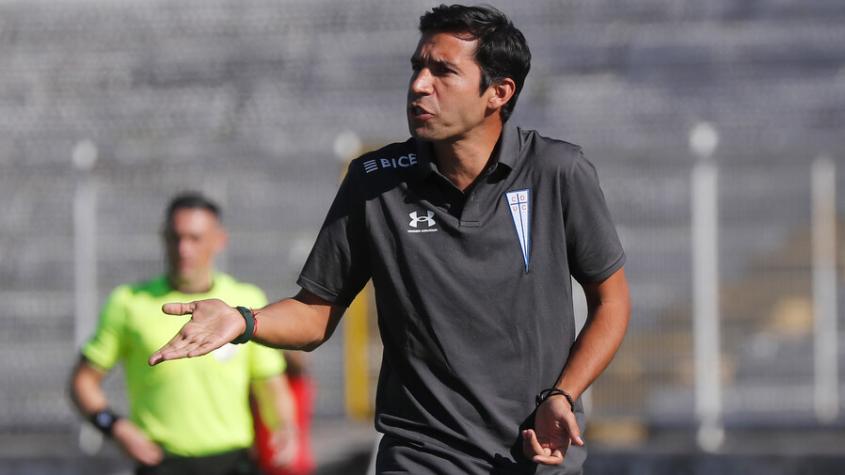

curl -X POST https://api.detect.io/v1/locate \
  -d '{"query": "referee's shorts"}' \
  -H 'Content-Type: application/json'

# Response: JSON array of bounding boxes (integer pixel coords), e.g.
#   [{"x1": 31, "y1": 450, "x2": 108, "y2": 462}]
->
[{"x1": 135, "y1": 448, "x2": 258, "y2": 475}]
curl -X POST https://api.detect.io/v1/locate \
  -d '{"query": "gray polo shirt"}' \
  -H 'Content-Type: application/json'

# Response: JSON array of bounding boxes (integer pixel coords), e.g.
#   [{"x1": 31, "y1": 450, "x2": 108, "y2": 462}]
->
[{"x1": 298, "y1": 125, "x2": 625, "y2": 474}]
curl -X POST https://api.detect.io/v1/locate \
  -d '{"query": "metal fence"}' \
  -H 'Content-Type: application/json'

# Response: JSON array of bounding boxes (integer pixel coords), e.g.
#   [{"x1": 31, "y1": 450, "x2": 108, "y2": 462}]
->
[{"x1": 591, "y1": 153, "x2": 843, "y2": 451}]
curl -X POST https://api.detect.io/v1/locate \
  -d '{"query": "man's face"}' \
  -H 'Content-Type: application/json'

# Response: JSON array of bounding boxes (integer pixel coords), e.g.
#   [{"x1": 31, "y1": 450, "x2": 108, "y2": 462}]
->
[
  {"x1": 164, "y1": 208, "x2": 226, "y2": 286},
  {"x1": 407, "y1": 32, "x2": 496, "y2": 142}
]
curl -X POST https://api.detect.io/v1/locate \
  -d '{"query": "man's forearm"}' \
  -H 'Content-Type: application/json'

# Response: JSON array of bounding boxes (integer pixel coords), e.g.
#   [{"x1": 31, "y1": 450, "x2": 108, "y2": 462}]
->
[
  {"x1": 150, "y1": 290, "x2": 344, "y2": 365},
  {"x1": 556, "y1": 269, "x2": 630, "y2": 399},
  {"x1": 251, "y1": 290, "x2": 343, "y2": 351},
  {"x1": 70, "y1": 359, "x2": 110, "y2": 415}
]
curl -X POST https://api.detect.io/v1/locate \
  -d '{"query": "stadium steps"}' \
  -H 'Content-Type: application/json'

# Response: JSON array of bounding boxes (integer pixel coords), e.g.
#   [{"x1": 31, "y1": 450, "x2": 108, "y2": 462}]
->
[{"x1": 601, "y1": 220, "x2": 845, "y2": 430}]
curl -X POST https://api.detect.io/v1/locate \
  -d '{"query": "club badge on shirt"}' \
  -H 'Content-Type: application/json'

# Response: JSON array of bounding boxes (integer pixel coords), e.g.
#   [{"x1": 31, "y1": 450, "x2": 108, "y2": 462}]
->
[
  {"x1": 212, "y1": 343, "x2": 239, "y2": 362},
  {"x1": 505, "y1": 189, "x2": 531, "y2": 271}
]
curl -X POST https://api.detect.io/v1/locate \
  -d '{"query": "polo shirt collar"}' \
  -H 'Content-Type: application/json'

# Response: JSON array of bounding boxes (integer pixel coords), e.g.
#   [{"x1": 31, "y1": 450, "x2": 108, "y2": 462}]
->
[
  {"x1": 409, "y1": 140, "x2": 439, "y2": 181},
  {"x1": 409, "y1": 124, "x2": 521, "y2": 182},
  {"x1": 493, "y1": 124, "x2": 520, "y2": 172}
]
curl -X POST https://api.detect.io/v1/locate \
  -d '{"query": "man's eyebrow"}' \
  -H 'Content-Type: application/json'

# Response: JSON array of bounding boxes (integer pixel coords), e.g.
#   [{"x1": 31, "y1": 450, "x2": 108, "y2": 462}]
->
[
  {"x1": 410, "y1": 55, "x2": 459, "y2": 70},
  {"x1": 433, "y1": 58, "x2": 458, "y2": 69}
]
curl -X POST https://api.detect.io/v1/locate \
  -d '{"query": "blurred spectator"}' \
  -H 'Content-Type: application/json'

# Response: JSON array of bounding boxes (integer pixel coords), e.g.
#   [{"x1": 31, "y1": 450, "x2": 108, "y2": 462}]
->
[
  {"x1": 70, "y1": 192, "x2": 298, "y2": 475},
  {"x1": 253, "y1": 350, "x2": 315, "y2": 475}
]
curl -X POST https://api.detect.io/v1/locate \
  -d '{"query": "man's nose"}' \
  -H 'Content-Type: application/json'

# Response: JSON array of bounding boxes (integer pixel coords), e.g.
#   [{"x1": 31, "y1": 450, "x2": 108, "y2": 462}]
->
[
  {"x1": 178, "y1": 239, "x2": 192, "y2": 258},
  {"x1": 410, "y1": 68, "x2": 434, "y2": 95}
]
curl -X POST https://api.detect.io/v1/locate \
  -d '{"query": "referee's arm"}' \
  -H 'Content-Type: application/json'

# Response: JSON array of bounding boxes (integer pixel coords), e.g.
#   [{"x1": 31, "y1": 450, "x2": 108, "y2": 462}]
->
[
  {"x1": 149, "y1": 289, "x2": 343, "y2": 365},
  {"x1": 70, "y1": 357, "x2": 164, "y2": 465}
]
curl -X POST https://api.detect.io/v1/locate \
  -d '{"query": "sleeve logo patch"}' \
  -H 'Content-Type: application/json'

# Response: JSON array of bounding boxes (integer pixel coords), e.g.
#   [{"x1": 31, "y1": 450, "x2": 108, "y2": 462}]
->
[
  {"x1": 505, "y1": 189, "x2": 531, "y2": 271},
  {"x1": 363, "y1": 154, "x2": 417, "y2": 174}
]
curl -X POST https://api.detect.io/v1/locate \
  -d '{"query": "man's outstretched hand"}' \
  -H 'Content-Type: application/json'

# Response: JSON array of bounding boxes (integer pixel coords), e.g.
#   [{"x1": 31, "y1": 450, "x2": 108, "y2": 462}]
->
[{"x1": 148, "y1": 299, "x2": 245, "y2": 366}]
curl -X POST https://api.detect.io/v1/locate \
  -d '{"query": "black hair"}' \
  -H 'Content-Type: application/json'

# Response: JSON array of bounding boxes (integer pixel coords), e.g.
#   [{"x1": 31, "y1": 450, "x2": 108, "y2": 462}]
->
[
  {"x1": 165, "y1": 192, "x2": 221, "y2": 223},
  {"x1": 419, "y1": 4, "x2": 531, "y2": 122}
]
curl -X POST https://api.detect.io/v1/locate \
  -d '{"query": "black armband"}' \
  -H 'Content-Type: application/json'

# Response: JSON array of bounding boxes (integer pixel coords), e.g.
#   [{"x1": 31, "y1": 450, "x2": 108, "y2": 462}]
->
[
  {"x1": 90, "y1": 409, "x2": 120, "y2": 436},
  {"x1": 535, "y1": 388, "x2": 576, "y2": 412}
]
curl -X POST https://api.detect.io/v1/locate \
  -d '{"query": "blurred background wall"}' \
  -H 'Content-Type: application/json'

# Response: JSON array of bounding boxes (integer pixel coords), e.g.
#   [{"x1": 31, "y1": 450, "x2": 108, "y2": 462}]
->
[{"x1": 1, "y1": 0, "x2": 844, "y2": 473}]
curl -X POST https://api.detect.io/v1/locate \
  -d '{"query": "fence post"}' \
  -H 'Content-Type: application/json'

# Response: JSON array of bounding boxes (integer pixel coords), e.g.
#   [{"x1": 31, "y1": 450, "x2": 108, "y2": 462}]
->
[
  {"x1": 72, "y1": 140, "x2": 102, "y2": 454},
  {"x1": 690, "y1": 123, "x2": 723, "y2": 452},
  {"x1": 812, "y1": 156, "x2": 838, "y2": 423},
  {"x1": 73, "y1": 139, "x2": 99, "y2": 350}
]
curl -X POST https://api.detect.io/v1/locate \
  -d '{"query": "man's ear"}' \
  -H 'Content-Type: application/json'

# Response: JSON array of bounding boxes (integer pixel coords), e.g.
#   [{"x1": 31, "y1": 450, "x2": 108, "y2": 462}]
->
[
  {"x1": 214, "y1": 228, "x2": 229, "y2": 254},
  {"x1": 487, "y1": 78, "x2": 516, "y2": 112}
]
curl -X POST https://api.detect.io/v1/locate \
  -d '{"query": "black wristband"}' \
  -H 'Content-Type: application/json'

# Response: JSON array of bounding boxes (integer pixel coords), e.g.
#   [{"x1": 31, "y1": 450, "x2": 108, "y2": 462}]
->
[
  {"x1": 232, "y1": 306, "x2": 255, "y2": 344},
  {"x1": 90, "y1": 409, "x2": 120, "y2": 436},
  {"x1": 535, "y1": 388, "x2": 576, "y2": 411}
]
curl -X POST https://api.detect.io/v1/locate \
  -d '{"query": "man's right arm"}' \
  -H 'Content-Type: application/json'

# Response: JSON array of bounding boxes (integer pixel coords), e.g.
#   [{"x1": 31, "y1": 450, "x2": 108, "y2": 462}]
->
[
  {"x1": 70, "y1": 358, "x2": 164, "y2": 466},
  {"x1": 149, "y1": 289, "x2": 344, "y2": 365},
  {"x1": 70, "y1": 358, "x2": 110, "y2": 415}
]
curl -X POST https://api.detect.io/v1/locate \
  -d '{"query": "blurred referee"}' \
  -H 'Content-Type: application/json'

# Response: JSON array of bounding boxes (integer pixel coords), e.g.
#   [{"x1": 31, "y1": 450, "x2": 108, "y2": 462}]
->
[
  {"x1": 150, "y1": 5, "x2": 630, "y2": 474},
  {"x1": 71, "y1": 193, "x2": 297, "y2": 475}
]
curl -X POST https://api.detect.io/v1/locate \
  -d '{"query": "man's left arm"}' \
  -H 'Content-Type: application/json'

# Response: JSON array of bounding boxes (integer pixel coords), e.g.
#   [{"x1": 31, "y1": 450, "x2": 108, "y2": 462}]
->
[
  {"x1": 523, "y1": 267, "x2": 630, "y2": 465},
  {"x1": 252, "y1": 375, "x2": 299, "y2": 466}
]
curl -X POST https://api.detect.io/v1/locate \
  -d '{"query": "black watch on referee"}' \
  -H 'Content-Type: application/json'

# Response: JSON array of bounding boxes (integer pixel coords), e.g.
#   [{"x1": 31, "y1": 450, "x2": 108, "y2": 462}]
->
[{"x1": 90, "y1": 409, "x2": 121, "y2": 436}]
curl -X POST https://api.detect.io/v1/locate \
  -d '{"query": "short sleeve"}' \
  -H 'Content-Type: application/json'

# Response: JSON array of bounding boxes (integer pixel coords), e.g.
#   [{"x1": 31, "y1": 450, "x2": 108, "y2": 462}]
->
[
  {"x1": 564, "y1": 152, "x2": 626, "y2": 283},
  {"x1": 248, "y1": 342, "x2": 286, "y2": 380},
  {"x1": 297, "y1": 162, "x2": 371, "y2": 307},
  {"x1": 81, "y1": 287, "x2": 128, "y2": 371}
]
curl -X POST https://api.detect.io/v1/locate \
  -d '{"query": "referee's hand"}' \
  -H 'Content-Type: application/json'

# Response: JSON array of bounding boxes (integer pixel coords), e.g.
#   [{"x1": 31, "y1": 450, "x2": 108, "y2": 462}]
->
[
  {"x1": 148, "y1": 299, "x2": 245, "y2": 366},
  {"x1": 113, "y1": 418, "x2": 163, "y2": 466}
]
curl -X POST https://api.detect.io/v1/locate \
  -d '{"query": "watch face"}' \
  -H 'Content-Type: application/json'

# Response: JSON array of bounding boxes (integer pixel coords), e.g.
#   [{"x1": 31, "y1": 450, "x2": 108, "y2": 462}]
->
[{"x1": 96, "y1": 411, "x2": 115, "y2": 427}]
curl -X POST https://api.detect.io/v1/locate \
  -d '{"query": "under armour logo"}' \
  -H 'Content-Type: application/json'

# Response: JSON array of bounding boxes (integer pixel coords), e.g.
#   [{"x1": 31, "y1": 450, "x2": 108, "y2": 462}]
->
[{"x1": 409, "y1": 211, "x2": 436, "y2": 228}]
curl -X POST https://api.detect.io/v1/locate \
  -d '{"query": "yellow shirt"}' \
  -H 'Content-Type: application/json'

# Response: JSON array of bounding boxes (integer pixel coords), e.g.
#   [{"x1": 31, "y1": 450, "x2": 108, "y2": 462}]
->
[{"x1": 82, "y1": 273, "x2": 284, "y2": 456}]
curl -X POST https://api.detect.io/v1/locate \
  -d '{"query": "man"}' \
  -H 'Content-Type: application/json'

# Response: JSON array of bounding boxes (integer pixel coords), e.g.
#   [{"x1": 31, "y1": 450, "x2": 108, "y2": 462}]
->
[
  {"x1": 150, "y1": 5, "x2": 630, "y2": 474},
  {"x1": 71, "y1": 192, "x2": 297, "y2": 475}
]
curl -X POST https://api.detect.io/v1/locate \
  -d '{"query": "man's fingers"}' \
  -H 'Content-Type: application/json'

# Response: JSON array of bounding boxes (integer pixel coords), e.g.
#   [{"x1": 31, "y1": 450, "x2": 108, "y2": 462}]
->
[
  {"x1": 188, "y1": 340, "x2": 222, "y2": 358},
  {"x1": 149, "y1": 299, "x2": 235, "y2": 365},
  {"x1": 149, "y1": 347, "x2": 189, "y2": 365},
  {"x1": 148, "y1": 352, "x2": 165, "y2": 366},
  {"x1": 161, "y1": 302, "x2": 196, "y2": 316},
  {"x1": 522, "y1": 429, "x2": 550, "y2": 458},
  {"x1": 521, "y1": 430, "x2": 533, "y2": 458},
  {"x1": 148, "y1": 332, "x2": 194, "y2": 366},
  {"x1": 564, "y1": 413, "x2": 585, "y2": 447},
  {"x1": 154, "y1": 342, "x2": 203, "y2": 363},
  {"x1": 153, "y1": 331, "x2": 225, "y2": 363},
  {"x1": 533, "y1": 452, "x2": 564, "y2": 465},
  {"x1": 524, "y1": 429, "x2": 563, "y2": 465}
]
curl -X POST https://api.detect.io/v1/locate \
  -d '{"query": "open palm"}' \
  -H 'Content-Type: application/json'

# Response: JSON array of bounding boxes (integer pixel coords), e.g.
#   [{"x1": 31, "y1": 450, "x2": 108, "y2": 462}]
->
[{"x1": 148, "y1": 299, "x2": 245, "y2": 366}]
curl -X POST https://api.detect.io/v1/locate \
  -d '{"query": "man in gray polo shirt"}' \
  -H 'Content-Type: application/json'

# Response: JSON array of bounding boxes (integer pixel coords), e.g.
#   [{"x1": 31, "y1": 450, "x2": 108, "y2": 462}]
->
[{"x1": 150, "y1": 4, "x2": 630, "y2": 474}]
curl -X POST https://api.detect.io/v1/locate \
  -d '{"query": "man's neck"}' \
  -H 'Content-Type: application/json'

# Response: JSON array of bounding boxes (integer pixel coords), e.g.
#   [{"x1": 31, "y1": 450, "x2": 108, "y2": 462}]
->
[
  {"x1": 432, "y1": 121, "x2": 503, "y2": 192},
  {"x1": 168, "y1": 272, "x2": 215, "y2": 294}
]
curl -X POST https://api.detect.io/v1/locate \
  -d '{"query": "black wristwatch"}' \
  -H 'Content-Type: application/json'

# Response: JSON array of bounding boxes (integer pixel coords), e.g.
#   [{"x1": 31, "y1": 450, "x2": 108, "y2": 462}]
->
[{"x1": 90, "y1": 409, "x2": 121, "y2": 436}]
